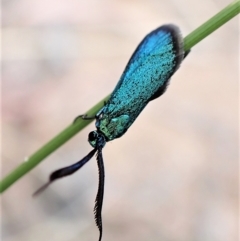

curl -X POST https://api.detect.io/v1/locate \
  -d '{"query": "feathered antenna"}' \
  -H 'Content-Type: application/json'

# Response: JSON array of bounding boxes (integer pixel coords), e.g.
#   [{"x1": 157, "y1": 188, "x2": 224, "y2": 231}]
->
[
  {"x1": 94, "y1": 148, "x2": 105, "y2": 241},
  {"x1": 33, "y1": 140, "x2": 106, "y2": 241}
]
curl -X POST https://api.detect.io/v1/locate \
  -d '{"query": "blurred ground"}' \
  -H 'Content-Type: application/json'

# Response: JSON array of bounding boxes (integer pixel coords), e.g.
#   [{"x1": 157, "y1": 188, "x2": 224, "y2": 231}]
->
[{"x1": 1, "y1": 0, "x2": 239, "y2": 241}]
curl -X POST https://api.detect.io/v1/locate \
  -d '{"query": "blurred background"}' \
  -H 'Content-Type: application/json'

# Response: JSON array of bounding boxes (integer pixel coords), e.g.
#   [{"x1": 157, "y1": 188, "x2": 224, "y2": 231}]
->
[{"x1": 2, "y1": 0, "x2": 238, "y2": 241}]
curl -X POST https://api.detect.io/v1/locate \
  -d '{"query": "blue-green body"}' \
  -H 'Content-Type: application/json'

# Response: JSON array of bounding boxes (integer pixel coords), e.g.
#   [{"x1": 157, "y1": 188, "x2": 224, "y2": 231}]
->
[
  {"x1": 90, "y1": 24, "x2": 184, "y2": 145},
  {"x1": 36, "y1": 24, "x2": 188, "y2": 241}
]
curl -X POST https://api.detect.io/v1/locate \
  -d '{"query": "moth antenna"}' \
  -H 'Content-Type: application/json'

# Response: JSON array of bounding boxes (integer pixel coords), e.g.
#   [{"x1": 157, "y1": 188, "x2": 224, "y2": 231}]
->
[
  {"x1": 94, "y1": 148, "x2": 105, "y2": 241},
  {"x1": 33, "y1": 148, "x2": 97, "y2": 197},
  {"x1": 33, "y1": 182, "x2": 51, "y2": 197}
]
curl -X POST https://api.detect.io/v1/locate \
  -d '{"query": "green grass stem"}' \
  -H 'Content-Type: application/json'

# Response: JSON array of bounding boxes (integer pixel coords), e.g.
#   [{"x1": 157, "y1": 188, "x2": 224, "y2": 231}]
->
[{"x1": 1, "y1": 0, "x2": 239, "y2": 193}]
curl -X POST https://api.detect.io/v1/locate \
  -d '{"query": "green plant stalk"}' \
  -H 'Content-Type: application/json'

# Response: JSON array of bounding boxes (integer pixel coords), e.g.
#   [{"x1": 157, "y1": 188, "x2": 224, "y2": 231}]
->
[
  {"x1": 183, "y1": 0, "x2": 240, "y2": 50},
  {"x1": 1, "y1": 0, "x2": 239, "y2": 193}
]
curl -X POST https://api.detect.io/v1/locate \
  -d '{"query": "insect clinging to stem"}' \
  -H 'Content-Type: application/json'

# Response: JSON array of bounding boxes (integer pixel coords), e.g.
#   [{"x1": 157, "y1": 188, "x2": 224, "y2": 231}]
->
[{"x1": 34, "y1": 24, "x2": 190, "y2": 241}]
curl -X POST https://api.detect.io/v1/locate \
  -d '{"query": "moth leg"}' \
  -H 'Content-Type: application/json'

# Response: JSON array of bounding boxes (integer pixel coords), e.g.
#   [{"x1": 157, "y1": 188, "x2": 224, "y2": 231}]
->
[
  {"x1": 184, "y1": 49, "x2": 191, "y2": 59},
  {"x1": 73, "y1": 114, "x2": 96, "y2": 123}
]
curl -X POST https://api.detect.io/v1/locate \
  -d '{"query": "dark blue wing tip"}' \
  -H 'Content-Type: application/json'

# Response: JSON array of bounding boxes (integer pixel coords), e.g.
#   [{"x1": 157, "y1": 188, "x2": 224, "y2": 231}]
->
[
  {"x1": 157, "y1": 24, "x2": 190, "y2": 59},
  {"x1": 157, "y1": 24, "x2": 184, "y2": 70}
]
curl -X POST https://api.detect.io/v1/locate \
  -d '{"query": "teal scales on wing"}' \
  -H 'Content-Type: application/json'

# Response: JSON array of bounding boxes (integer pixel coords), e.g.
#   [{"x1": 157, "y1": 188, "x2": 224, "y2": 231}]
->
[
  {"x1": 96, "y1": 24, "x2": 184, "y2": 141},
  {"x1": 34, "y1": 24, "x2": 189, "y2": 241}
]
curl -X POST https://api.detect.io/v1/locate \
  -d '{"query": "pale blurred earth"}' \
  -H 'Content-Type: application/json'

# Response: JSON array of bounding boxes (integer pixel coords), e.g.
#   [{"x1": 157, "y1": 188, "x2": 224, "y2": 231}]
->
[{"x1": 1, "y1": 0, "x2": 239, "y2": 241}]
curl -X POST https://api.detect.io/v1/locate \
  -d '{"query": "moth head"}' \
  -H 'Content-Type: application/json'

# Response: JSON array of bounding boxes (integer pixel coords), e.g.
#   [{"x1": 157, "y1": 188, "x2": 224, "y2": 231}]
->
[{"x1": 88, "y1": 130, "x2": 106, "y2": 149}]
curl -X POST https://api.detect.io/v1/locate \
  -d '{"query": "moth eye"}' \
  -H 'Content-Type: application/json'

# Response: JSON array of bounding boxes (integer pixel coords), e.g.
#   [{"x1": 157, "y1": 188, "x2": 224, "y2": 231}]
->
[{"x1": 88, "y1": 131, "x2": 97, "y2": 142}]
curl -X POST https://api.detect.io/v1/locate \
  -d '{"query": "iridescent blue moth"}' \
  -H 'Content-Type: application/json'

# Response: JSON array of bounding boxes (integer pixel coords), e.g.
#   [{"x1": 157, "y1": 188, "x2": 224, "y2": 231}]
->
[{"x1": 34, "y1": 24, "x2": 189, "y2": 241}]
